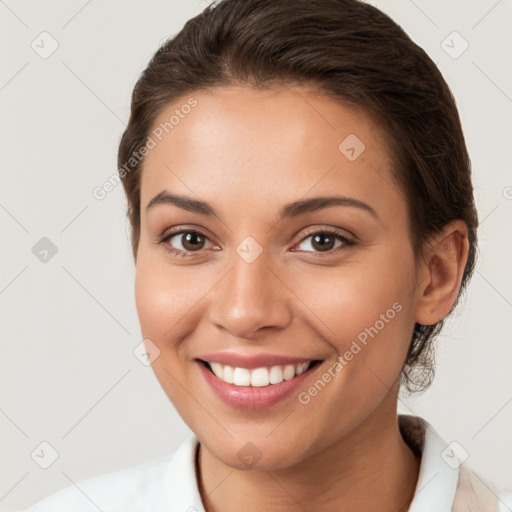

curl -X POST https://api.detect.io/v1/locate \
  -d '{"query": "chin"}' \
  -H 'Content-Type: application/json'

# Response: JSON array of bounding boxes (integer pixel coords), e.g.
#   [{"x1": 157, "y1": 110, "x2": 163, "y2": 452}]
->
[{"x1": 199, "y1": 428, "x2": 315, "y2": 472}]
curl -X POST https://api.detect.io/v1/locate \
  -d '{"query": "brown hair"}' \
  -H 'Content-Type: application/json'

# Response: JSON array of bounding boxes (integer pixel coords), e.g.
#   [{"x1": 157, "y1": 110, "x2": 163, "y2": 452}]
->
[{"x1": 118, "y1": 0, "x2": 478, "y2": 393}]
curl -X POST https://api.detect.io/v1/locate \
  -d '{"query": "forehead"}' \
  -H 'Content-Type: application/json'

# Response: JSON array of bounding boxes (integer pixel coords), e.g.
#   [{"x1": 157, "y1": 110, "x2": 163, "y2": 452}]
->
[{"x1": 140, "y1": 85, "x2": 406, "y2": 230}]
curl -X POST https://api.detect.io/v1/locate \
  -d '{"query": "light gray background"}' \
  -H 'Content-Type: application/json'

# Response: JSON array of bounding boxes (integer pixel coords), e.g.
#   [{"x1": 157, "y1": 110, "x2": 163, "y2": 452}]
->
[{"x1": 1, "y1": 0, "x2": 511, "y2": 510}]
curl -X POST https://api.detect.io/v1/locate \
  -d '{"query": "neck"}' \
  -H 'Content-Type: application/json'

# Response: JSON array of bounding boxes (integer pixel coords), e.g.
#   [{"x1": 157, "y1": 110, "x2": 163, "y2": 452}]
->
[{"x1": 197, "y1": 402, "x2": 420, "y2": 512}]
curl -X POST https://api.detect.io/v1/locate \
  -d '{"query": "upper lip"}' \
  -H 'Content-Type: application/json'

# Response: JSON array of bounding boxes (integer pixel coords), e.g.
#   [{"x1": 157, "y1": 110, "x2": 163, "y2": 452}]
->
[{"x1": 196, "y1": 352, "x2": 321, "y2": 369}]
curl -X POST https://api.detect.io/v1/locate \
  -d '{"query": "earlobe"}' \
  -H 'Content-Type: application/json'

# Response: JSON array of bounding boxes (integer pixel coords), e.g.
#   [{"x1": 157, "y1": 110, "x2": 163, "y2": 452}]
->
[{"x1": 414, "y1": 220, "x2": 470, "y2": 326}]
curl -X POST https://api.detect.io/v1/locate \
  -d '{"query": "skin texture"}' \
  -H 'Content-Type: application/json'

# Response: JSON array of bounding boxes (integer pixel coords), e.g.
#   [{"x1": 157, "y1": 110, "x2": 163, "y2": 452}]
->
[{"x1": 134, "y1": 85, "x2": 469, "y2": 512}]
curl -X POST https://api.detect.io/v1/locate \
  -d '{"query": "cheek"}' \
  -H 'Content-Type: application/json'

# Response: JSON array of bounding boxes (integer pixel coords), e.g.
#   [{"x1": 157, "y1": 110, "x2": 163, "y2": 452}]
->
[
  {"x1": 134, "y1": 254, "x2": 223, "y2": 435},
  {"x1": 134, "y1": 255, "x2": 203, "y2": 354},
  {"x1": 135, "y1": 263, "x2": 173, "y2": 339},
  {"x1": 290, "y1": 251, "x2": 415, "y2": 381},
  {"x1": 134, "y1": 257, "x2": 199, "y2": 406}
]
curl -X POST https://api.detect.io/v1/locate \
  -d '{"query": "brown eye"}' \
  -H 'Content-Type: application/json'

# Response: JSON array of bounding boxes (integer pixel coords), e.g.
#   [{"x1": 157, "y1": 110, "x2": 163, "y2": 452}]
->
[
  {"x1": 175, "y1": 232, "x2": 206, "y2": 251},
  {"x1": 310, "y1": 233, "x2": 336, "y2": 252},
  {"x1": 294, "y1": 229, "x2": 354, "y2": 255},
  {"x1": 159, "y1": 230, "x2": 215, "y2": 256}
]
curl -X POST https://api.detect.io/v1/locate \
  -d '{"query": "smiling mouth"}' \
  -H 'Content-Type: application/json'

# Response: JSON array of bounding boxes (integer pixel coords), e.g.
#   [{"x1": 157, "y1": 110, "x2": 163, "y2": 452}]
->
[{"x1": 197, "y1": 359, "x2": 323, "y2": 387}]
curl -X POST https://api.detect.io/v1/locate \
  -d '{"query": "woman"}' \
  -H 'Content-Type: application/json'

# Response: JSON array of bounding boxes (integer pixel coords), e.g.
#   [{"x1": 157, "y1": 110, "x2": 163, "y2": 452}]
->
[{"x1": 26, "y1": 0, "x2": 511, "y2": 510}]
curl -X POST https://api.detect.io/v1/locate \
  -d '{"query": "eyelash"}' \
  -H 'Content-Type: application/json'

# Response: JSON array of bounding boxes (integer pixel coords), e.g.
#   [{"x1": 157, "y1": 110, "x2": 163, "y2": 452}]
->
[{"x1": 158, "y1": 227, "x2": 356, "y2": 259}]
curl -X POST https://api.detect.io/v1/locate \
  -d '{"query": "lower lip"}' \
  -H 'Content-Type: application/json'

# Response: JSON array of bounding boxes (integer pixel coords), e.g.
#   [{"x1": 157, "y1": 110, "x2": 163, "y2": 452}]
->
[{"x1": 197, "y1": 361, "x2": 319, "y2": 410}]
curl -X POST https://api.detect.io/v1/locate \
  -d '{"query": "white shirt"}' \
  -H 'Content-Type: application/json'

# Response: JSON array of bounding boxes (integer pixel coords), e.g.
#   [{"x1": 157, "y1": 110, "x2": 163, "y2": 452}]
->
[{"x1": 25, "y1": 415, "x2": 511, "y2": 512}]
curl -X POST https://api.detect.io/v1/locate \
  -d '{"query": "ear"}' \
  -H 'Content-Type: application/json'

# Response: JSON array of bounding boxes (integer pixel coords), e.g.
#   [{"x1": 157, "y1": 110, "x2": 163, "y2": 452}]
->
[{"x1": 414, "y1": 220, "x2": 470, "y2": 326}]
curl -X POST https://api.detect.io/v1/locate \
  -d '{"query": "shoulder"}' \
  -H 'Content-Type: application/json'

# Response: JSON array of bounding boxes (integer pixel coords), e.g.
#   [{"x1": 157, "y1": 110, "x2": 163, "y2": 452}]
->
[
  {"x1": 398, "y1": 415, "x2": 512, "y2": 512},
  {"x1": 24, "y1": 435, "x2": 199, "y2": 512},
  {"x1": 25, "y1": 456, "x2": 172, "y2": 512},
  {"x1": 452, "y1": 464, "x2": 512, "y2": 512}
]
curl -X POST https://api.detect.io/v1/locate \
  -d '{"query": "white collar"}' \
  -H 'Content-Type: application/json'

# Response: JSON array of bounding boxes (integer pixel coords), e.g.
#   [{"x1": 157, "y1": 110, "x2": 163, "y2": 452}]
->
[
  {"x1": 157, "y1": 433, "x2": 205, "y2": 511},
  {"x1": 399, "y1": 414, "x2": 459, "y2": 511}
]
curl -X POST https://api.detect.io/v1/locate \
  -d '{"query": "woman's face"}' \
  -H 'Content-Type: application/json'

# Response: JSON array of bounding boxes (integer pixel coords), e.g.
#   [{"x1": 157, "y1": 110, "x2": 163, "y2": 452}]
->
[{"x1": 135, "y1": 85, "x2": 424, "y2": 469}]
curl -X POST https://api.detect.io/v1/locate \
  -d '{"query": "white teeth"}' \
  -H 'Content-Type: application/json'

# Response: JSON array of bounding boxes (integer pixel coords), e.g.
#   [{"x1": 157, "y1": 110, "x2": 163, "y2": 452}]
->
[
  {"x1": 223, "y1": 365, "x2": 234, "y2": 384},
  {"x1": 251, "y1": 367, "x2": 270, "y2": 387},
  {"x1": 296, "y1": 362, "x2": 308, "y2": 375},
  {"x1": 233, "y1": 367, "x2": 251, "y2": 386},
  {"x1": 210, "y1": 362, "x2": 223, "y2": 379},
  {"x1": 205, "y1": 360, "x2": 313, "y2": 387},
  {"x1": 283, "y1": 364, "x2": 296, "y2": 380},
  {"x1": 269, "y1": 365, "x2": 284, "y2": 384}
]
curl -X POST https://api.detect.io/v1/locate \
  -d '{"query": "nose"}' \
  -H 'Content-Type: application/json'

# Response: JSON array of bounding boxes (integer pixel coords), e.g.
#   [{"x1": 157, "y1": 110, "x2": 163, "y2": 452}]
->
[{"x1": 206, "y1": 249, "x2": 292, "y2": 340}]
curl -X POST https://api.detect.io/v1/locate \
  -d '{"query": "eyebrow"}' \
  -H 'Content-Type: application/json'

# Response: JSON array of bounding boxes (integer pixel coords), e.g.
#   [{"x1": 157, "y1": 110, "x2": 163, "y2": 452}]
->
[{"x1": 146, "y1": 191, "x2": 379, "y2": 221}]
